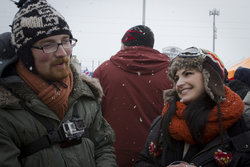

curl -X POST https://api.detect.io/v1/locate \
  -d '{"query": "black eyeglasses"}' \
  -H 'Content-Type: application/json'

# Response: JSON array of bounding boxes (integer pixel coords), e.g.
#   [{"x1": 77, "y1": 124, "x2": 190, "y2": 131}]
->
[{"x1": 32, "y1": 38, "x2": 78, "y2": 54}]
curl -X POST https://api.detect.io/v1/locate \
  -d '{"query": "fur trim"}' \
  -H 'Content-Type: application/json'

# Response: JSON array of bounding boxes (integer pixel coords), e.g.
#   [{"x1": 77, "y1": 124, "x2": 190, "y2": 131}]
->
[
  {"x1": 163, "y1": 89, "x2": 176, "y2": 103},
  {"x1": 80, "y1": 74, "x2": 104, "y2": 103},
  {"x1": 202, "y1": 68, "x2": 214, "y2": 100},
  {"x1": 0, "y1": 85, "x2": 19, "y2": 107},
  {"x1": 168, "y1": 56, "x2": 203, "y2": 82}
]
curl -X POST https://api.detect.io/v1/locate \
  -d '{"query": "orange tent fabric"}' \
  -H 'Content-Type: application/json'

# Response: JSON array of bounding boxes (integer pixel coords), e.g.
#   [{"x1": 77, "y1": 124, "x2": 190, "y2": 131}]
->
[{"x1": 227, "y1": 57, "x2": 250, "y2": 80}]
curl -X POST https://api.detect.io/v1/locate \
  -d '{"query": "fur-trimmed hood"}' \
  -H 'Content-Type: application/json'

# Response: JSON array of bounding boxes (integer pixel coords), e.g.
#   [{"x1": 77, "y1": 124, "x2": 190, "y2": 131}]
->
[{"x1": 80, "y1": 74, "x2": 103, "y2": 103}]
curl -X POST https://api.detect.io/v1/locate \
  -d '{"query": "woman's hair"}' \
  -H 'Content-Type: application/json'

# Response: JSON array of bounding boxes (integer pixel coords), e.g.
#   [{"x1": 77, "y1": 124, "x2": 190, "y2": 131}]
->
[
  {"x1": 159, "y1": 92, "x2": 216, "y2": 149},
  {"x1": 160, "y1": 93, "x2": 178, "y2": 149},
  {"x1": 184, "y1": 93, "x2": 216, "y2": 143}
]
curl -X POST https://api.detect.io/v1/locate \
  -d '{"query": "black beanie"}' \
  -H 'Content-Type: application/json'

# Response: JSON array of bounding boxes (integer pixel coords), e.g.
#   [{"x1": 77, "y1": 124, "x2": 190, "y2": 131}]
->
[
  {"x1": 121, "y1": 25, "x2": 154, "y2": 48},
  {"x1": 11, "y1": 0, "x2": 72, "y2": 70}
]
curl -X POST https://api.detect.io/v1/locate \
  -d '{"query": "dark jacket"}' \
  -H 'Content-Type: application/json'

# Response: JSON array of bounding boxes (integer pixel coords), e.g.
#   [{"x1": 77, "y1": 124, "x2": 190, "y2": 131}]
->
[
  {"x1": 0, "y1": 32, "x2": 117, "y2": 167},
  {"x1": 234, "y1": 66, "x2": 250, "y2": 87},
  {"x1": 228, "y1": 79, "x2": 250, "y2": 99},
  {"x1": 244, "y1": 91, "x2": 250, "y2": 114},
  {"x1": 134, "y1": 112, "x2": 250, "y2": 167},
  {"x1": 227, "y1": 66, "x2": 250, "y2": 100},
  {"x1": 93, "y1": 46, "x2": 173, "y2": 167}
]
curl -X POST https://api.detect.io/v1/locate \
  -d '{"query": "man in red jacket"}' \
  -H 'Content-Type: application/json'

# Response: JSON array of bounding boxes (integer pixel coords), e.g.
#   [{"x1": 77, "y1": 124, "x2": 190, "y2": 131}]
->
[{"x1": 93, "y1": 25, "x2": 173, "y2": 167}]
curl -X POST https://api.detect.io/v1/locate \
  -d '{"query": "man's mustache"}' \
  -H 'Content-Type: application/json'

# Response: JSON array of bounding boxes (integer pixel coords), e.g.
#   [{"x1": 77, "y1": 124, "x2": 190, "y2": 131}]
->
[{"x1": 52, "y1": 57, "x2": 69, "y2": 65}]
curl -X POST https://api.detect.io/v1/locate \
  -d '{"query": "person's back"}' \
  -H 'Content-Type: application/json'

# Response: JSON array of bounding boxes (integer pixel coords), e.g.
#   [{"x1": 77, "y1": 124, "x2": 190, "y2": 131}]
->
[{"x1": 93, "y1": 25, "x2": 172, "y2": 167}]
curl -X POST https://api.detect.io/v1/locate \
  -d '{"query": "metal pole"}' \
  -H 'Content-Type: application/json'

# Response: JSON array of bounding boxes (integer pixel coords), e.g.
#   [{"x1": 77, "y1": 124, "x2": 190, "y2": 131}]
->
[
  {"x1": 142, "y1": 0, "x2": 146, "y2": 25},
  {"x1": 209, "y1": 9, "x2": 219, "y2": 52},
  {"x1": 213, "y1": 14, "x2": 216, "y2": 52}
]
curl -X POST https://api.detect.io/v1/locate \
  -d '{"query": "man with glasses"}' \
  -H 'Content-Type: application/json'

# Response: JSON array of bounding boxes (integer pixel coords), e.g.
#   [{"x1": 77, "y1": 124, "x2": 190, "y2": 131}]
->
[{"x1": 0, "y1": 0, "x2": 117, "y2": 167}]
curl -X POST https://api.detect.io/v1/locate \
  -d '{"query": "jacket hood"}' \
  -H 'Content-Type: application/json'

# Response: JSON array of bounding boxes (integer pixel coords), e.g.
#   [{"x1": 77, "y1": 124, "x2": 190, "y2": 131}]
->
[{"x1": 110, "y1": 46, "x2": 170, "y2": 75}]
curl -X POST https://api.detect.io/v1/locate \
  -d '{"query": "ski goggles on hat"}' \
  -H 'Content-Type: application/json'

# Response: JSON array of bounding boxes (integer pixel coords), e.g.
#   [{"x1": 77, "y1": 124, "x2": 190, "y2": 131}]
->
[
  {"x1": 170, "y1": 47, "x2": 204, "y2": 66},
  {"x1": 172, "y1": 46, "x2": 225, "y2": 79},
  {"x1": 176, "y1": 47, "x2": 203, "y2": 58}
]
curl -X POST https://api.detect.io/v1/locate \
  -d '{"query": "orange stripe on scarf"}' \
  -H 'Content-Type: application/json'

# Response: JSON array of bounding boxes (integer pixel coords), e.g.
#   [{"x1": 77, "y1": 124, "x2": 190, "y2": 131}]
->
[
  {"x1": 16, "y1": 60, "x2": 73, "y2": 120},
  {"x1": 162, "y1": 86, "x2": 244, "y2": 144}
]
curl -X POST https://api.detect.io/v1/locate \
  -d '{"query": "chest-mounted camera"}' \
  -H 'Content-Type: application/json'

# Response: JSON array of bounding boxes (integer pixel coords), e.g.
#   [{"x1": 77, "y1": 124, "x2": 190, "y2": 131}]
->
[{"x1": 62, "y1": 118, "x2": 85, "y2": 141}]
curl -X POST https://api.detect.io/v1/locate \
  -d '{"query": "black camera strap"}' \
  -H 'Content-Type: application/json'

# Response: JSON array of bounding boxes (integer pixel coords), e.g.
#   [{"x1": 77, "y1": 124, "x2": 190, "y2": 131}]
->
[{"x1": 19, "y1": 102, "x2": 90, "y2": 159}]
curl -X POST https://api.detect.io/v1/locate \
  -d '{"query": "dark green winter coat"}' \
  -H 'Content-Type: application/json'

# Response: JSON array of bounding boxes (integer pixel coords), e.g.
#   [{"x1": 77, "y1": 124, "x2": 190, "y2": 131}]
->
[{"x1": 0, "y1": 32, "x2": 117, "y2": 167}]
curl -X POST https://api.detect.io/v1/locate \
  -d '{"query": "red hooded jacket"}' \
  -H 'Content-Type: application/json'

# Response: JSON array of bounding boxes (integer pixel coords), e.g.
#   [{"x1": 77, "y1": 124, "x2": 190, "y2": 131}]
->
[{"x1": 93, "y1": 46, "x2": 172, "y2": 167}]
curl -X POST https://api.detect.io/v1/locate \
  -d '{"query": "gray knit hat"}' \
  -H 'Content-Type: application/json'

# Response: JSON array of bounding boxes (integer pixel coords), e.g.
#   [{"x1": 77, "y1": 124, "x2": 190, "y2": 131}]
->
[
  {"x1": 11, "y1": 0, "x2": 72, "y2": 69},
  {"x1": 164, "y1": 47, "x2": 226, "y2": 103}
]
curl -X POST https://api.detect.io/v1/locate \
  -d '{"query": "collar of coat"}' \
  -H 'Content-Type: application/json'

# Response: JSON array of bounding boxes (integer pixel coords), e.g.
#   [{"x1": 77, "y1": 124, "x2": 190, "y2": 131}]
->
[{"x1": 0, "y1": 64, "x2": 103, "y2": 108}]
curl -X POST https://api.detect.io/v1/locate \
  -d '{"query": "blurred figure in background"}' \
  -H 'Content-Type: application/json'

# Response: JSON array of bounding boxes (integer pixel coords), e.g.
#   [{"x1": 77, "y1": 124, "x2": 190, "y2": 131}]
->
[
  {"x1": 234, "y1": 66, "x2": 250, "y2": 87},
  {"x1": 227, "y1": 66, "x2": 250, "y2": 99},
  {"x1": 162, "y1": 46, "x2": 182, "y2": 60},
  {"x1": 229, "y1": 66, "x2": 250, "y2": 113}
]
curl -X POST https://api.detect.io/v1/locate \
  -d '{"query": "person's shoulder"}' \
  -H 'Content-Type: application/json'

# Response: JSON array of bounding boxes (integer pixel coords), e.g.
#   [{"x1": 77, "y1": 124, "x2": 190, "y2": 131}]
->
[
  {"x1": 243, "y1": 111, "x2": 250, "y2": 129},
  {"x1": 92, "y1": 59, "x2": 114, "y2": 78},
  {"x1": 0, "y1": 32, "x2": 11, "y2": 41},
  {"x1": 95, "y1": 60, "x2": 111, "y2": 70},
  {"x1": 80, "y1": 74, "x2": 103, "y2": 103},
  {"x1": 0, "y1": 32, "x2": 16, "y2": 60},
  {"x1": 244, "y1": 91, "x2": 250, "y2": 103},
  {"x1": 0, "y1": 32, "x2": 12, "y2": 49},
  {"x1": 228, "y1": 80, "x2": 250, "y2": 99},
  {"x1": 0, "y1": 85, "x2": 19, "y2": 108},
  {"x1": 235, "y1": 66, "x2": 250, "y2": 76},
  {"x1": 226, "y1": 112, "x2": 250, "y2": 151},
  {"x1": 234, "y1": 67, "x2": 250, "y2": 86},
  {"x1": 151, "y1": 115, "x2": 162, "y2": 129}
]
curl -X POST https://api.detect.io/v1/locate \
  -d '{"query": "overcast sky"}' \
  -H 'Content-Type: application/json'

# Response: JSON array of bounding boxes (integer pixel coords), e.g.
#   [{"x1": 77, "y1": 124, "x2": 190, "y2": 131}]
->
[{"x1": 1, "y1": 0, "x2": 250, "y2": 71}]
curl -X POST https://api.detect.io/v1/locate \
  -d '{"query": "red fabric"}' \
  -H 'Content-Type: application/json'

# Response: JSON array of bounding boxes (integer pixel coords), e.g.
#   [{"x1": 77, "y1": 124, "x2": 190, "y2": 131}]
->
[
  {"x1": 93, "y1": 46, "x2": 173, "y2": 167},
  {"x1": 162, "y1": 86, "x2": 244, "y2": 144}
]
